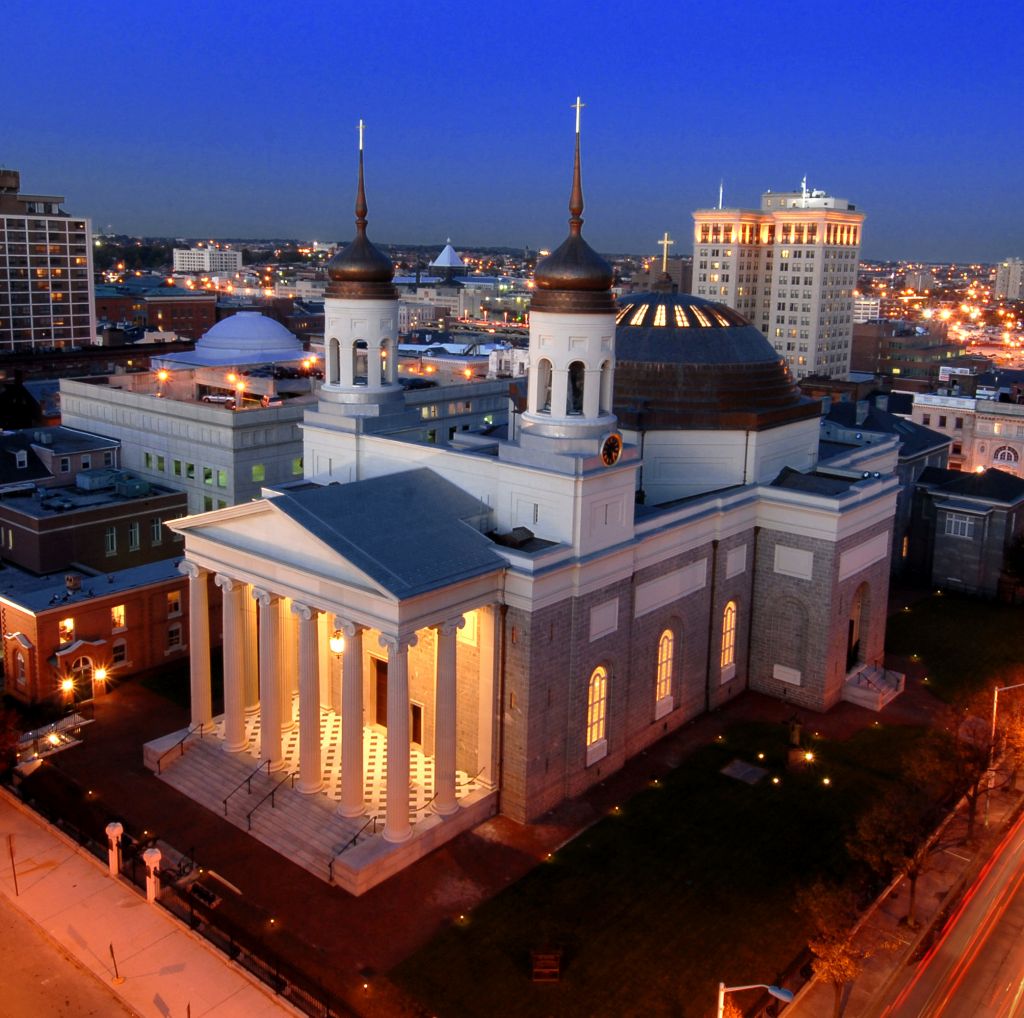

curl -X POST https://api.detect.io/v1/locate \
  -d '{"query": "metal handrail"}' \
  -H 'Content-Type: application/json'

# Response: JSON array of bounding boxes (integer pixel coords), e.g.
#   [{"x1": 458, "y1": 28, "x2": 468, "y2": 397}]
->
[
  {"x1": 156, "y1": 722, "x2": 204, "y2": 774},
  {"x1": 222, "y1": 759, "x2": 271, "y2": 814},
  {"x1": 327, "y1": 814, "x2": 381, "y2": 881},
  {"x1": 245, "y1": 771, "x2": 297, "y2": 830}
]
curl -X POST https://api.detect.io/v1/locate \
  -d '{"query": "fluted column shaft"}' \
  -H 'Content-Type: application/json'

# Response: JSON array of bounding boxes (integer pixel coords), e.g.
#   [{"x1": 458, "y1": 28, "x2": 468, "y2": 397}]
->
[
  {"x1": 433, "y1": 617, "x2": 463, "y2": 816},
  {"x1": 181, "y1": 562, "x2": 213, "y2": 731},
  {"x1": 215, "y1": 575, "x2": 247, "y2": 752},
  {"x1": 280, "y1": 600, "x2": 298, "y2": 731},
  {"x1": 255, "y1": 589, "x2": 283, "y2": 769},
  {"x1": 293, "y1": 603, "x2": 322, "y2": 794},
  {"x1": 242, "y1": 584, "x2": 259, "y2": 712},
  {"x1": 381, "y1": 632, "x2": 417, "y2": 842},
  {"x1": 338, "y1": 620, "x2": 365, "y2": 817}
]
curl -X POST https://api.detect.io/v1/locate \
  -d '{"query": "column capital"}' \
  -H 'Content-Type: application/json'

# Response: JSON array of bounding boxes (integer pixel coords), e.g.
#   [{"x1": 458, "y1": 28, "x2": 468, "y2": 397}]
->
[
  {"x1": 252, "y1": 587, "x2": 279, "y2": 608},
  {"x1": 434, "y1": 615, "x2": 466, "y2": 637},
  {"x1": 291, "y1": 601, "x2": 319, "y2": 621},
  {"x1": 214, "y1": 573, "x2": 244, "y2": 594},
  {"x1": 179, "y1": 560, "x2": 207, "y2": 580},
  {"x1": 335, "y1": 616, "x2": 366, "y2": 638},
  {"x1": 379, "y1": 632, "x2": 418, "y2": 654}
]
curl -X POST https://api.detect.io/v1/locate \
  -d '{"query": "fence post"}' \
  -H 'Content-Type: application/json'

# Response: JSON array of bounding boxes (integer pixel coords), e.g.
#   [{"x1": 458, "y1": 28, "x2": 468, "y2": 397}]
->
[
  {"x1": 104, "y1": 822, "x2": 123, "y2": 877},
  {"x1": 143, "y1": 847, "x2": 162, "y2": 903}
]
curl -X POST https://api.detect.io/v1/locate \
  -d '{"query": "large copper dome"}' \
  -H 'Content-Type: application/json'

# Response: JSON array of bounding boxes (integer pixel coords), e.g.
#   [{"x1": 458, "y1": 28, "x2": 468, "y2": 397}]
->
[{"x1": 614, "y1": 292, "x2": 820, "y2": 431}]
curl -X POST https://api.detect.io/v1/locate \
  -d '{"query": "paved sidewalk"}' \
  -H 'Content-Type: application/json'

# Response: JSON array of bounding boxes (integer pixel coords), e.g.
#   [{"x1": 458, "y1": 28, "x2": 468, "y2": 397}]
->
[
  {"x1": 0, "y1": 788, "x2": 299, "y2": 1018},
  {"x1": 784, "y1": 771, "x2": 1024, "y2": 1018}
]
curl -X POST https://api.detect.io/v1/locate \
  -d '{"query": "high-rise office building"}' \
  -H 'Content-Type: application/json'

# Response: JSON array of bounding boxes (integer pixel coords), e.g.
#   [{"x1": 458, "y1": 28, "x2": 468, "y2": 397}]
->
[
  {"x1": 994, "y1": 258, "x2": 1024, "y2": 300},
  {"x1": 692, "y1": 184, "x2": 864, "y2": 378},
  {"x1": 172, "y1": 246, "x2": 243, "y2": 275},
  {"x1": 0, "y1": 169, "x2": 96, "y2": 351}
]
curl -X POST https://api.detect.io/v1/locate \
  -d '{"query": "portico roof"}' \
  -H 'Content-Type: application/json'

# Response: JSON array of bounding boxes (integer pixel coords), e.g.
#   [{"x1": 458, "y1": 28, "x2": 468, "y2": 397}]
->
[{"x1": 268, "y1": 470, "x2": 503, "y2": 598}]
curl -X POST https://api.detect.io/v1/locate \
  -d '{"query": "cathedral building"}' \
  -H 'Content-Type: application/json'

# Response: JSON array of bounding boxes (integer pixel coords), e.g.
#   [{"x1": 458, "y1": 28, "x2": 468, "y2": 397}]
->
[{"x1": 151, "y1": 113, "x2": 902, "y2": 895}]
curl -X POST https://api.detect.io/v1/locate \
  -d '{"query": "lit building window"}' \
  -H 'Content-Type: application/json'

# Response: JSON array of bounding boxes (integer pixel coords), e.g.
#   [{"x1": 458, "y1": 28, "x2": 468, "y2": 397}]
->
[
  {"x1": 15, "y1": 651, "x2": 26, "y2": 689},
  {"x1": 251, "y1": 464, "x2": 266, "y2": 483},
  {"x1": 59, "y1": 617, "x2": 75, "y2": 644},
  {"x1": 587, "y1": 666, "x2": 608, "y2": 750},
  {"x1": 167, "y1": 591, "x2": 181, "y2": 617},
  {"x1": 111, "y1": 604, "x2": 126, "y2": 630},
  {"x1": 656, "y1": 629, "x2": 674, "y2": 702},
  {"x1": 720, "y1": 601, "x2": 737, "y2": 670}
]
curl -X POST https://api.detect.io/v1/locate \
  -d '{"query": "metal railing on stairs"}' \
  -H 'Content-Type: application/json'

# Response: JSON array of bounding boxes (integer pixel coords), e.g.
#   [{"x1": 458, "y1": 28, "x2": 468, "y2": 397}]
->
[
  {"x1": 327, "y1": 814, "x2": 381, "y2": 882},
  {"x1": 156, "y1": 722, "x2": 206, "y2": 774},
  {"x1": 222, "y1": 759, "x2": 271, "y2": 815},
  {"x1": 245, "y1": 770, "x2": 297, "y2": 831}
]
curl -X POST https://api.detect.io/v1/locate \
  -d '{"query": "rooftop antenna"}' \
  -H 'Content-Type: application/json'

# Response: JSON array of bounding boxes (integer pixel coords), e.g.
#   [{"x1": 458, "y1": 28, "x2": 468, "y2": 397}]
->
[
  {"x1": 718, "y1": 179, "x2": 724, "y2": 210},
  {"x1": 801, "y1": 175, "x2": 808, "y2": 206}
]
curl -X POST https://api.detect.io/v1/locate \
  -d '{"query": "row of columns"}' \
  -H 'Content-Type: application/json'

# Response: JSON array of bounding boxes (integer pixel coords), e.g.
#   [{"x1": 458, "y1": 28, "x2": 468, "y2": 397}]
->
[{"x1": 182, "y1": 562, "x2": 467, "y2": 844}]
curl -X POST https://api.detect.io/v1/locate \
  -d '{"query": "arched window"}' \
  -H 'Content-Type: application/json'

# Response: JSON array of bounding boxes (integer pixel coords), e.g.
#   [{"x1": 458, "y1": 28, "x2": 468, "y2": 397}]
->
[
  {"x1": 656, "y1": 630, "x2": 674, "y2": 703},
  {"x1": 71, "y1": 656, "x2": 94, "y2": 687},
  {"x1": 587, "y1": 666, "x2": 608, "y2": 749},
  {"x1": 567, "y1": 361, "x2": 585, "y2": 415},
  {"x1": 994, "y1": 446, "x2": 1019, "y2": 465},
  {"x1": 353, "y1": 340, "x2": 367, "y2": 384},
  {"x1": 537, "y1": 359, "x2": 552, "y2": 413},
  {"x1": 15, "y1": 650, "x2": 26, "y2": 689},
  {"x1": 720, "y1": 601, "x2": 737, "y2": 671},
  {"x1": 328, "y1": 338, "x2": 340, "y2": 384},
  {"x1": 599, "y1": 359, "x2": 613, "y2": 414}
]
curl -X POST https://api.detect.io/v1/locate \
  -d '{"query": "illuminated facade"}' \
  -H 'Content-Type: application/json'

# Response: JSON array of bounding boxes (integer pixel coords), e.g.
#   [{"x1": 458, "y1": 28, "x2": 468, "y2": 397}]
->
[
  {"x1": 0, "y1": 169, "x2": 96, "y2": 352},
  {"x1": 693, "y1": 185, "x2": 864, "y2": 379},
  {"x1": 995, "y1": 258, "x2": 1024, "y2": 301},
  {"x1": 150, "y1": 120, "x2": 901, "y2": 896}
]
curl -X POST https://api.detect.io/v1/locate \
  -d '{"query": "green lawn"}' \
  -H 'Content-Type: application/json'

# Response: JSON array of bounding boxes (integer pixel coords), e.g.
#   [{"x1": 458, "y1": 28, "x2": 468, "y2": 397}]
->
[
  {"x1": 392, "y1": 722, "x2": 926, "y2": 1018},
  {"x1": 885, "y1": 591, "x2": 1024, "y2": 702}
]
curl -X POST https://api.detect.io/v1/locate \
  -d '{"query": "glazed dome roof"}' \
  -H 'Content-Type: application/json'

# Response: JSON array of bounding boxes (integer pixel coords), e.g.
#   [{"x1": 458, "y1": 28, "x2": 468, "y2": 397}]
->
[
  {"x1": 326, "y1": 147, "x2": 396, "y2": 299},
  {"x1": 531, "y1": 130, "x2": 614, "y2": 313},
  {"x1": 613, "y1": 291, "x2": 820, "y2": 431}
]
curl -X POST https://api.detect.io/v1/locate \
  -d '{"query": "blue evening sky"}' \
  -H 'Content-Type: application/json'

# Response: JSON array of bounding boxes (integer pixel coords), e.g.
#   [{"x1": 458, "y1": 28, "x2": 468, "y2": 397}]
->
[{"x1": 3, "y1": 0, "x2": 1021, "y2": 262}]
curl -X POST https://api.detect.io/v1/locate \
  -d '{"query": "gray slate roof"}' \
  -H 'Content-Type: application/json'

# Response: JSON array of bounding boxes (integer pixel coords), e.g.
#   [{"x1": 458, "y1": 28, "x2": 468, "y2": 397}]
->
[
  {"x1": 269, "y1": 469, "x2": 504, "y2": 599},
  {"x1": 917, "y1": 466, "x2": 1024, "y2": 505},
  {"x1": 825, "y1": 401, "x2": 948, "y2": 459}
]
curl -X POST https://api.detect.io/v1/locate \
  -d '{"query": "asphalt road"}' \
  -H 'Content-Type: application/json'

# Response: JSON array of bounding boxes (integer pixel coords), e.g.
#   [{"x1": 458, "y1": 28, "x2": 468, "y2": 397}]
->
[
  {"x1": 0, "y1": 890, "x2": 135, "y2": 1017},
  {"x1": 879, "y1": 809, "x2": 1024, "y2": 1018}
]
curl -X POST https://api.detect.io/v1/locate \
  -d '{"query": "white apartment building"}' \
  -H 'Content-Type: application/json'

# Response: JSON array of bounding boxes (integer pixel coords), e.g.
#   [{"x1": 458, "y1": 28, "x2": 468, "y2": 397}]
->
[
  {"x1": 172, "y1": 246, "x2": 243, "y2": 275},
  {"x1": 0, "y1": 169, "x2": 96, "y2": 351},
  {"x1": 853, "y1": 295, "x2": 882, "y2": 323},
  {"x1": 995, "y1": 258, "x2": 1024, "y2": 300},
  {"x1": 693, "y1": 184, "x2": 864, "y2": 379}
]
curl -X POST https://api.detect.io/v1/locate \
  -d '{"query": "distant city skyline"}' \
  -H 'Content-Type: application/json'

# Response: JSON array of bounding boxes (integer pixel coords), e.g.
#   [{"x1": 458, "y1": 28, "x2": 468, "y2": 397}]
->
[{"x1": 4, "y1": 0, "x2": 1021, "y2": 264}]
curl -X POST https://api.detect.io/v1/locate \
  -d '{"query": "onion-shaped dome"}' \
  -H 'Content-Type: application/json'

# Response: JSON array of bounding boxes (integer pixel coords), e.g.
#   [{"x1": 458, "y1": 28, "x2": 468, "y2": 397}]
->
[
  {"x1": 326, "y1": 147, "x2": 397, "y2": 300},
  {"x1": 613, "y1": 292, "x2": 820, "y2": 430},
  {"x1": 531, "y1": 130, "x2": 614, "y2": 313}
]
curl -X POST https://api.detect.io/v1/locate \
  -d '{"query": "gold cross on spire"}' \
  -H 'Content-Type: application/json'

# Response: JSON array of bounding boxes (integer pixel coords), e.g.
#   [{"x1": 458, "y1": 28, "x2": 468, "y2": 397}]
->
[
  {"x1": 572, "y1": 96, "x2": 585, "y2": 135},
  {"x1": 658, "y1": 231, "x2": 675, "y2": 272},
  {"x1": 357, "y1": 118, "x2": 365, "y2": 152}
]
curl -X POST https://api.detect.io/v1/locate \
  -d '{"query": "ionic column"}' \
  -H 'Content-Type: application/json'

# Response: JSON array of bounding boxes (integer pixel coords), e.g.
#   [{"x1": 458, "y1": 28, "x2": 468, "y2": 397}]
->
[
  {"x1": 254, "y1": 589, "x2": 283, "y2": 770},
  {"x1": 379, "y1": 632, "x2": 417, "y2": 842},
  {"x1": 180, "y1": 561, "x2": 213, "y2": 732},
  {"x1": 215, "y1": 575, "x2": 247, "y2": 753},
  {"x1": 433, "y1": 617, "x2": 464, "y2": 816},
  {"x1": 242, "y1": 584, "x2": 259, "y2": 712},
  {"x1": 338, "y1": 619, "x2": 366, "y2": 818},
  {"x1": 292, "y1": 603, "x2": 322, "y2": 794}
]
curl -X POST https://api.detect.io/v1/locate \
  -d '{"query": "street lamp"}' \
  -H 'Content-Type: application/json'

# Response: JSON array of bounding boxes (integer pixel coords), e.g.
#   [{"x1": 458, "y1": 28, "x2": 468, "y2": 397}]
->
[
  {"x1": 986, "y1": 681, "x2": 1024, "y2": 825},
  {"x1": 717, "y1": 982, "x2": 794, "y2": 1018}
]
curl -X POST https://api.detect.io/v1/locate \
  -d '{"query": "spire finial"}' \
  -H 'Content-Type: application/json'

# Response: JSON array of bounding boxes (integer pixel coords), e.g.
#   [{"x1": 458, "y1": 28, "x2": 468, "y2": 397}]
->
[
  {"x1": 355, "y1": 118, "x2": 368, "y2": 234},
  {"x1": 568, "y1": 96, "x2": 585, "y2": 236}
]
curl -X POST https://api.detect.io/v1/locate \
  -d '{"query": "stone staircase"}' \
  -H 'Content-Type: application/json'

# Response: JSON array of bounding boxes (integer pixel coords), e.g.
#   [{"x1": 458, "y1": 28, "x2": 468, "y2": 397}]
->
[
  {"x1": 842, "y1": 663, "x2": 905, "y2": 711},
  {"x1": 155, "y1": 738, "x2": 370, "y2": 884}
]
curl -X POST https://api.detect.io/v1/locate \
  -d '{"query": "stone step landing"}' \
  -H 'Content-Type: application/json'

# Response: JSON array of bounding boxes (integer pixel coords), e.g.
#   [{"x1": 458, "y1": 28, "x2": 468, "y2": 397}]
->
[
  {"x1": 843, "y1": 665, "x2": 905, "y2": 711},
  {"x1": 154, "y1": 738, "x2": 368, "y2": 884}
]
